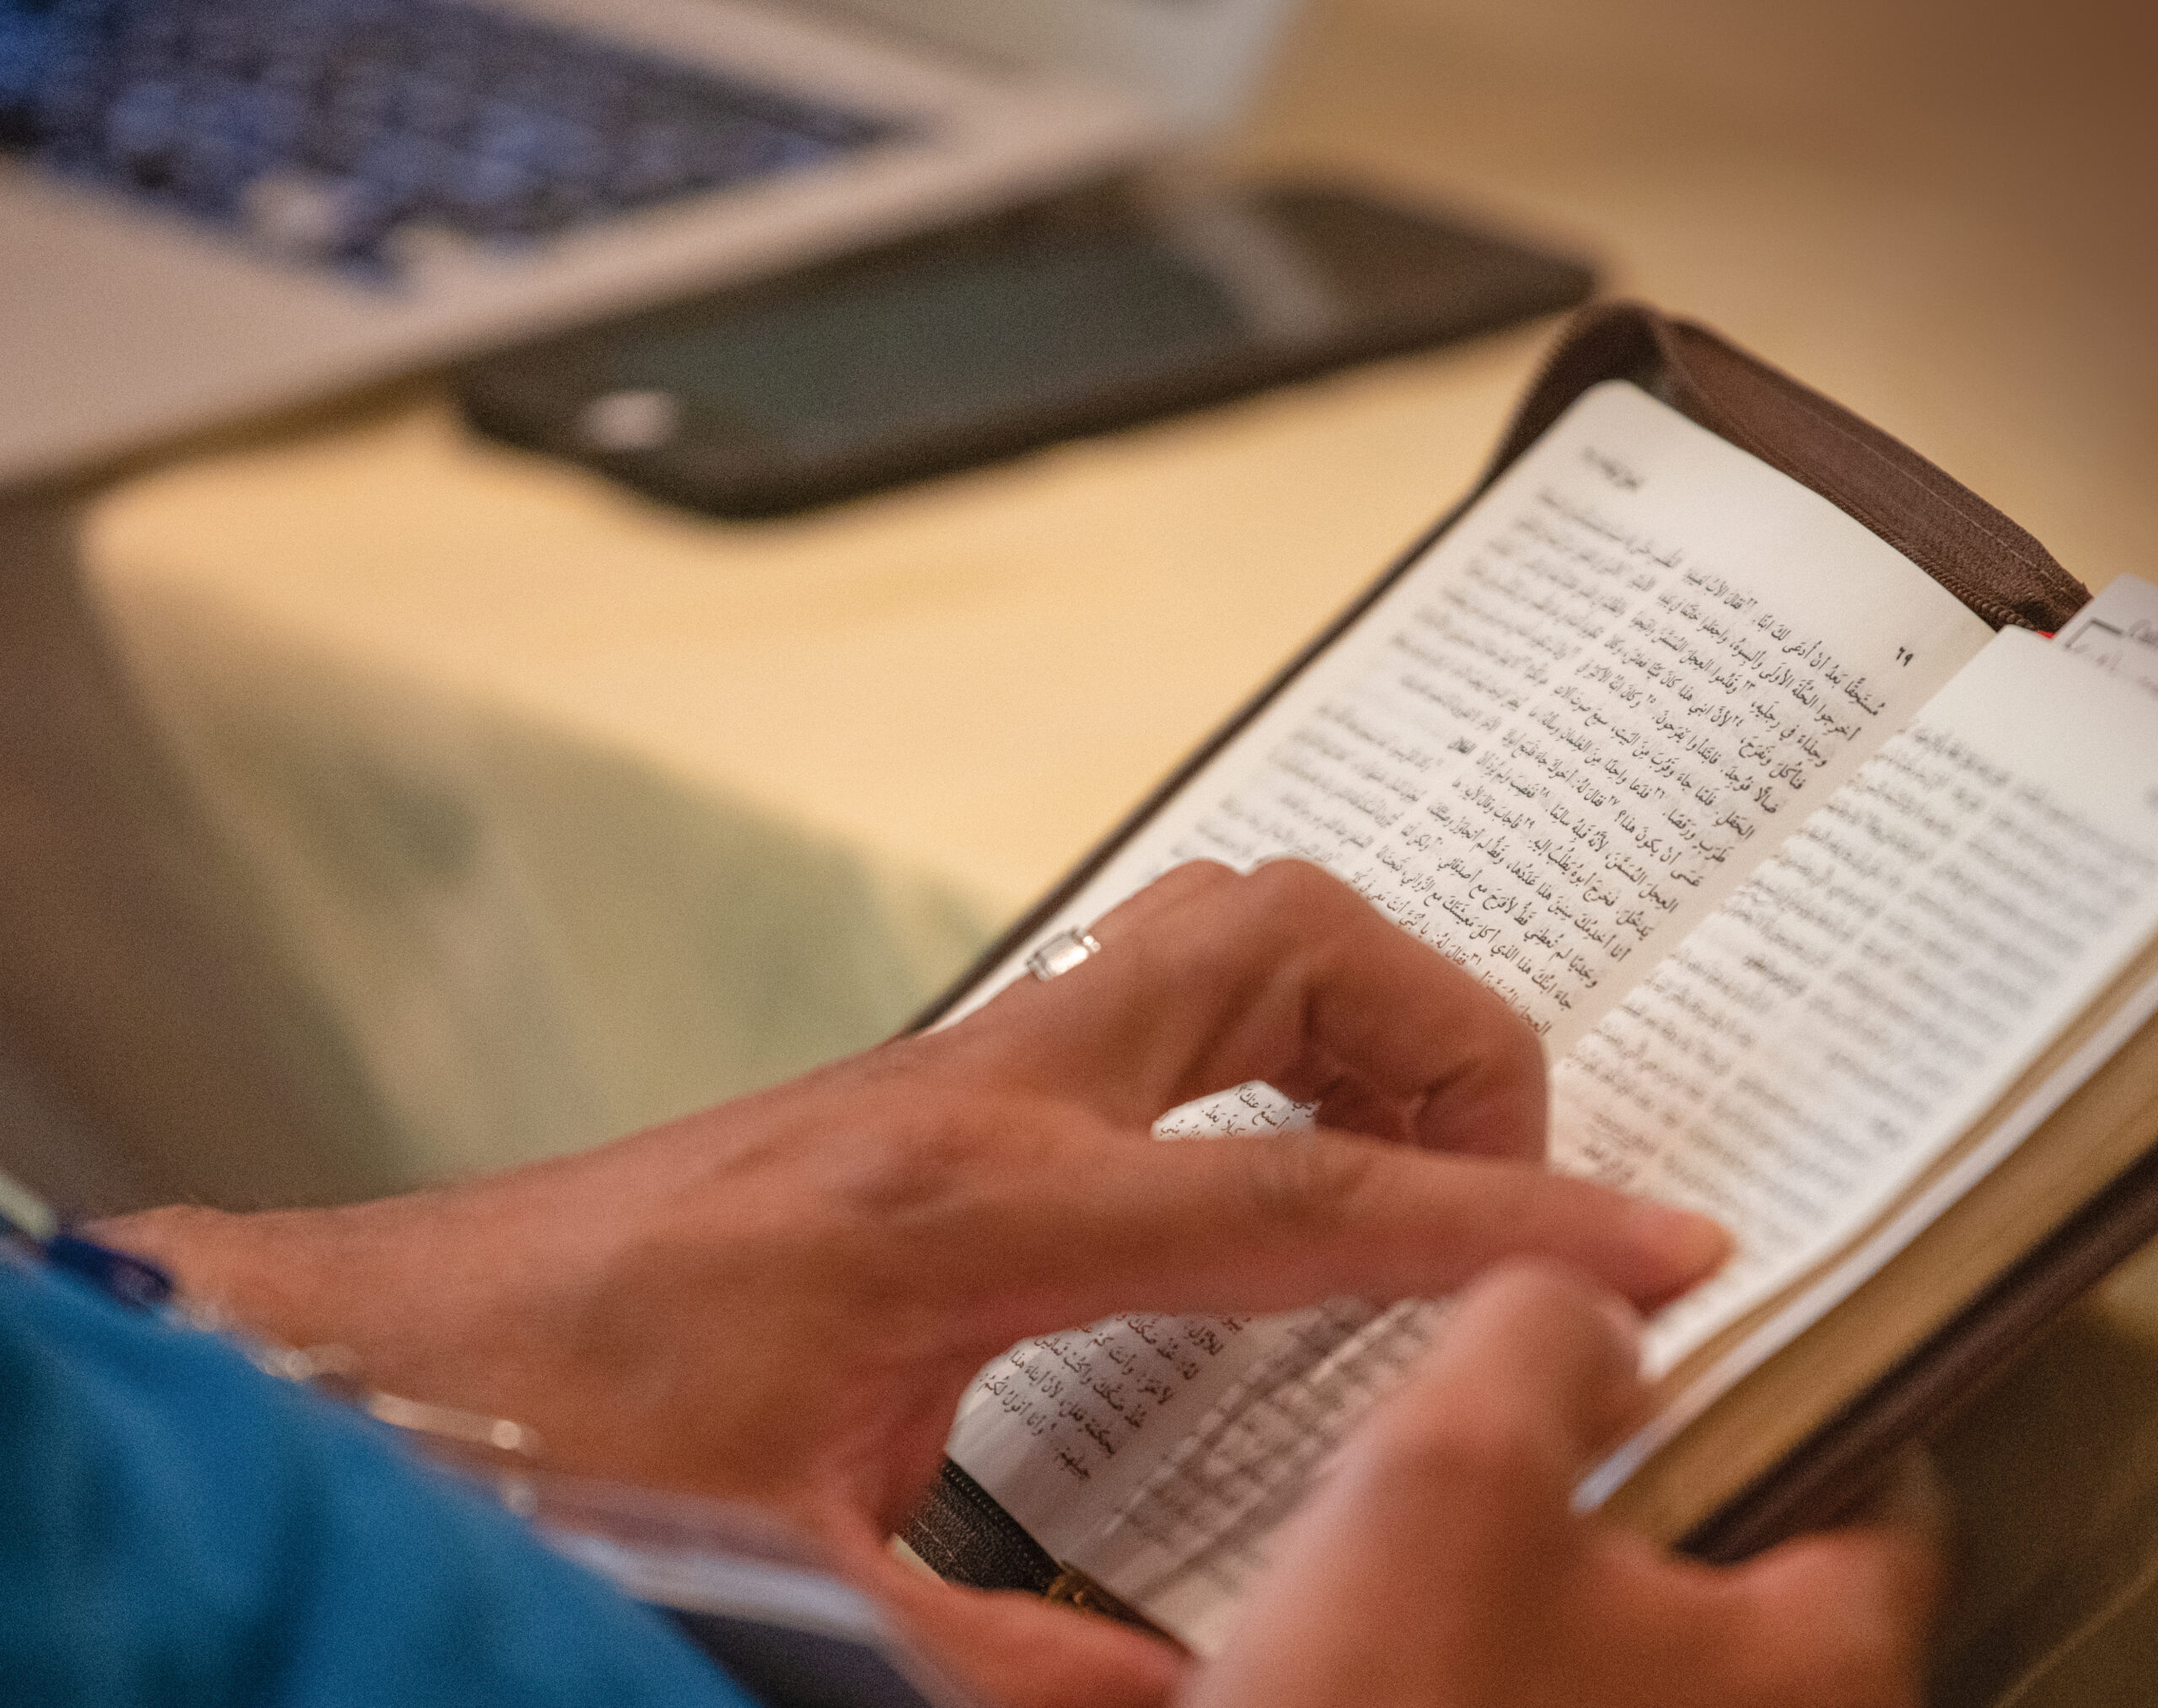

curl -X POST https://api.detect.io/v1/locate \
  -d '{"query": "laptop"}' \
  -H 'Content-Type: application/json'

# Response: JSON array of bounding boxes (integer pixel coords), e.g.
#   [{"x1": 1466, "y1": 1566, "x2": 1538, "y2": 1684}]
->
[{"x1": 0, "y1": 0, "x2": 1300, "y2": 486}]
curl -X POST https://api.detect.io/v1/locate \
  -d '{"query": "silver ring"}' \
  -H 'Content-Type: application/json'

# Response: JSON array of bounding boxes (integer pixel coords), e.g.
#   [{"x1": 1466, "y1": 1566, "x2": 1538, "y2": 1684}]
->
[{"x1": 1026, "y1": 928, "x2": 1102, "y2": 982}]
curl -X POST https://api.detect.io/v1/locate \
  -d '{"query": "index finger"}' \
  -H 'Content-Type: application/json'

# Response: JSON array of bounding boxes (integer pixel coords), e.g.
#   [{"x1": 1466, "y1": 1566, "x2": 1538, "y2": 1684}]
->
[{"x1": 953, "y1": 861, "x2": 1549, "y2": 1159}]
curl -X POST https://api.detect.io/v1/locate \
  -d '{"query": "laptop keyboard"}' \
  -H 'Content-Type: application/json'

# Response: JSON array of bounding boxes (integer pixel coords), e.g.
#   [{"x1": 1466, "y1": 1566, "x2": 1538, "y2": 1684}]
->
[{"x1": 0, "y1": 0, "x2": 897, "y2": 280}]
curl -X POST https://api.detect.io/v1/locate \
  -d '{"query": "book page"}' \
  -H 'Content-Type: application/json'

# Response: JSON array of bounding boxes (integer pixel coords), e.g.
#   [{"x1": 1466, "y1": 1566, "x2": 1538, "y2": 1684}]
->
[
  {"x1": 1068, "y1": 1294, "x2": 1447, "y2": 1646},
  {"x1": 1087, "y1": 633, "x2": 2158, "y2": 1652},
  {"x1": 943, "y1": 1083, "x2": 1331, "y2": 1555},
  {"x1": 1572, "y1": 631, "x2": 2158, "y2": 1492},
  {"x1": 940, "y1": 380, "x2": 1994, "y2": 1643},
  {"x1": 945, "y1": 381, "x2": 1990, "y2": 1051},
  {"x1": 2056, "y1": 573, "x2": 2158, "y2": 701}
]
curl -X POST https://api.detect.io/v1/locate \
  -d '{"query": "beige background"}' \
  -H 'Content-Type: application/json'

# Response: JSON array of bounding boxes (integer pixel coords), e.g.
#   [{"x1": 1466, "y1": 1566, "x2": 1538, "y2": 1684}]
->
[{"x1": 75, "y1": 0, "x2": 2158, "y2": 1184}]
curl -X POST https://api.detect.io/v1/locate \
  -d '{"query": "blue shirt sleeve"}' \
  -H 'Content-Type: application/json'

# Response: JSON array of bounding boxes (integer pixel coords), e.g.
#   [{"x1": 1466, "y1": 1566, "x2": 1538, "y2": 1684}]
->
[{"x1": 0, "y1": 1257, "x2": 760, "y2": 1708}]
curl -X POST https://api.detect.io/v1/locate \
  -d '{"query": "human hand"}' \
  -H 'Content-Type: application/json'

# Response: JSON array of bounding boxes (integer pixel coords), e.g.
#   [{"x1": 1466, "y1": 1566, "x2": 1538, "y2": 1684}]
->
[
  {"x1": 101, "y1": 861, "x2": 1730, "y2": 1706},
  {"x1": 1188, "y1": 1261, "x2": 1942, "y2": 1708}
]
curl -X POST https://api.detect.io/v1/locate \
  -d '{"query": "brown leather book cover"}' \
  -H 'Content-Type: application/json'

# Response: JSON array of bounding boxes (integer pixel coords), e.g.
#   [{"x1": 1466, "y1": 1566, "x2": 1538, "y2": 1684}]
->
[{"x1": 904, "y1": 303, "x2": 2132, "y2": 1593}]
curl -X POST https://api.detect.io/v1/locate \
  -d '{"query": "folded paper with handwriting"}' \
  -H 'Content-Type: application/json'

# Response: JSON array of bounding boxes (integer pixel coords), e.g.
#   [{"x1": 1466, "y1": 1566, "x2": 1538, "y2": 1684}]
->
[{"x1": 899, "y1": 302, "x2": 2158, "y2": 1654}]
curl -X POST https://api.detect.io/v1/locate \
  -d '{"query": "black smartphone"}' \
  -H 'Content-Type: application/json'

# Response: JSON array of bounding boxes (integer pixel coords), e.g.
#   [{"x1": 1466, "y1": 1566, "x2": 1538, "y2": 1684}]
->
[{"x1": 453, "y1": 179, "x2": 1595, "y2": 517}]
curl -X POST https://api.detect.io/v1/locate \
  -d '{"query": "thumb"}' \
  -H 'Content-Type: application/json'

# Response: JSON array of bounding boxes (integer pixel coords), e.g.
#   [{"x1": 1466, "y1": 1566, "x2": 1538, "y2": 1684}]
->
[
  {"x1": 1351, "y1": 1261, "x2": 1652, "y2": 1549},
  {"x1": 1181, "y1": 1265, "x2": 1650, "y2": 1708},
  {"x1": 1700, "y1": 1467, "x2": 1943, "y2": 1705}
]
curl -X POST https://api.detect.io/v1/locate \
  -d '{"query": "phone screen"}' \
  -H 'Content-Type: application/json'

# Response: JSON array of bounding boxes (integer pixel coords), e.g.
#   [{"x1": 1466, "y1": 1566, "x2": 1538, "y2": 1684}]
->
[
  {"x1": 602, "y1": 234, "x2": 1248, "y2": 459},
  {"x1": 456, "y1": 182, "x2": 1594, "y2": 513}
]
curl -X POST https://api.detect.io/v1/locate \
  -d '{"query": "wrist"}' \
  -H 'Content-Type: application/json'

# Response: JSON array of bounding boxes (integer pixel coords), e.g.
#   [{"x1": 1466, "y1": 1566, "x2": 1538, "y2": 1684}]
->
[{"x1": 90, "y1": 1198, "x2": 486, "y2": 1387}]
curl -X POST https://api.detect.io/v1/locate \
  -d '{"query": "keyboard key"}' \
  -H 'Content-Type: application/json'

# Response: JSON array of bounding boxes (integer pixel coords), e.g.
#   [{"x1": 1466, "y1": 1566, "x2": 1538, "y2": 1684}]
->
[{"x1": 0, "y1": 0, "x2": 897, "y2": 281}]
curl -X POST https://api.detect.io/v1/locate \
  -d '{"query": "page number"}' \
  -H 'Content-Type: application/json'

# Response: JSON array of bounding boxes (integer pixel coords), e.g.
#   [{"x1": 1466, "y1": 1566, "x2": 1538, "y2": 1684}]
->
[{"x1": 1895, "y1": 647, "x2": 1916, "y2": 666}]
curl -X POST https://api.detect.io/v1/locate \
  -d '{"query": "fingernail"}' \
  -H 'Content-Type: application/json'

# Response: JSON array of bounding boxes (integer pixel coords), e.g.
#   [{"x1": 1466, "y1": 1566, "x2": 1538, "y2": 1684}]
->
[{"x1": 1633, "y1": 1201, "x2": 1732, "y2": 1280}]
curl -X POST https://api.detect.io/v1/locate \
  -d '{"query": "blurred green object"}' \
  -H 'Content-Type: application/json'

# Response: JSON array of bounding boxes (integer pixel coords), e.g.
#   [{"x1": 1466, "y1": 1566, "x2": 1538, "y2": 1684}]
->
[{"x1": 103, "y1": 615, "x2": 995, "y2": 1185}]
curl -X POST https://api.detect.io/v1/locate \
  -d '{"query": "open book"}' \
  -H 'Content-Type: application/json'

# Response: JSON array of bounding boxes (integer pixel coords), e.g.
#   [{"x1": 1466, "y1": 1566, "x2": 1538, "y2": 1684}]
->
[{"x1": 900, "y1": 304, "x2": 2158, "y2": 1654}]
